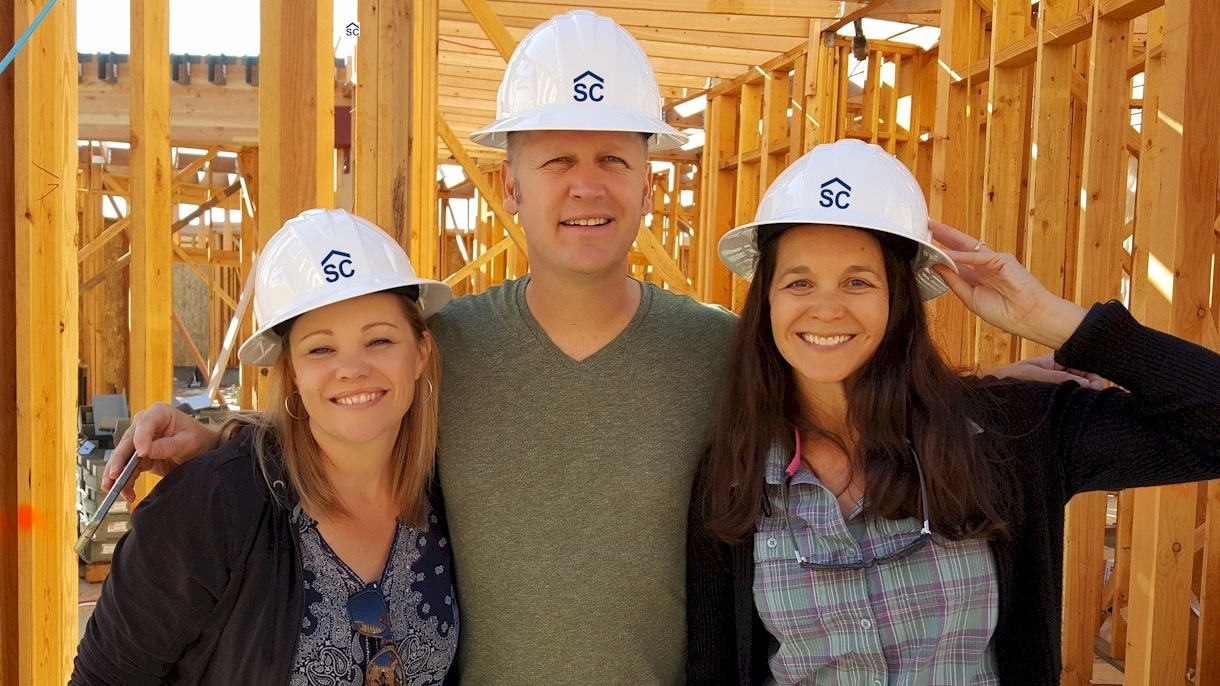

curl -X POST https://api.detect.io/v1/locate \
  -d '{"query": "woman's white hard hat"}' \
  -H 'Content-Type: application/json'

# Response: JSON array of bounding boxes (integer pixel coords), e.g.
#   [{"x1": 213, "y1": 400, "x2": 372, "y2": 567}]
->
[
  {"x1": 237, "y1": 208, "x2": 452, "y2": 366},
  {"x1": 717, "y1": 139, "x2": 956, "y2": 300}
]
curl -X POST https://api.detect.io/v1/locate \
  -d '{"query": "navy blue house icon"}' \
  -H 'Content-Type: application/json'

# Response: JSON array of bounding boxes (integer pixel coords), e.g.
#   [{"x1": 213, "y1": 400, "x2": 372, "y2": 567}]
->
[
  {"x1": 321, "y1": 250, "x2": 355, "y2": 282},
  {"x1": 572, "y1": 70, "x2": 605, "y2": 102},
  {"x1": 819, "y1": 177, "x2": 852, "y2": 209}
]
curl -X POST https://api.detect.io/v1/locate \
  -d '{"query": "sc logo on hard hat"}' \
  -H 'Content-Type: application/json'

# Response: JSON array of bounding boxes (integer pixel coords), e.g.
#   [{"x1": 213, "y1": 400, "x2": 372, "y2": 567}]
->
[
  {"x1": 819, "y1": 178, "x2": 852, "y2": 210},
  {"x1": 321, "y1": 250, "x2": 355, "y2": 283},
  {"x1": 572, "y1": 71, "x2": 605, "y2": 102}
]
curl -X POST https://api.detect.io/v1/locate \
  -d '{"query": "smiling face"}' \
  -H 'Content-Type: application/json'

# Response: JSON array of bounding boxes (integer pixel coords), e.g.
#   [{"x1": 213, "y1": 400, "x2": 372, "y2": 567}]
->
[
  {"x1": 286, "y1": 291, "x2": 431, "y2": 456},
  {"x1": 502, "y1": 130, "x2": 652, "y2": 279},
  {"x1": 768, "y1": 224, "x2": 890, "y2": 402}
]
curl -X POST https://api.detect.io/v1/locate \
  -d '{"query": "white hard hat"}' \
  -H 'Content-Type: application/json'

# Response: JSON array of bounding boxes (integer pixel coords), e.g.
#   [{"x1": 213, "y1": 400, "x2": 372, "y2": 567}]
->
[
  {"x1": 718, "y1": 139, "x2": 956, "y2": 300},
  {"x1": 237, "y1": 209, "x2": 452, "y2": 366},
  {"x1": 469, "y1": 9, "x2": 687, "y2": 150}
]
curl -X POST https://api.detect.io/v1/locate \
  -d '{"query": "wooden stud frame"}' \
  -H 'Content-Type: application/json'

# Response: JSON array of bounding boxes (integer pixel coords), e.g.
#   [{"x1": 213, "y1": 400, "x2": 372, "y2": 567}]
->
[
  {"x1": 6, "y1": 0, "x2": 80, "y2": 683},
  {"x1": 1124, "y1": 0, "x2": 1220, "y2": 681},
  {"x1": 128, "y1": 1, "x2": 174, "y2": 499}
]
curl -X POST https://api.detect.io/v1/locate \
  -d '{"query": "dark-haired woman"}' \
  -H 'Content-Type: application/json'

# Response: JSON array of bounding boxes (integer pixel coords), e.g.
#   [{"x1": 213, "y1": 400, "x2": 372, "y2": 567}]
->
[{"x1": 686, "y1": 139, "x2": 1220, "y2": 686}]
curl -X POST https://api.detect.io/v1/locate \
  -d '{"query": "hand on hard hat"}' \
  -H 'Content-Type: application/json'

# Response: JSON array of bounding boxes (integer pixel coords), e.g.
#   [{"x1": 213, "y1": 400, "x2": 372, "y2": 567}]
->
[
  {"x1": 469, "y1": 10, "x2": 686, "y2": 150},
  {"x1": 238, "y1": 209, "x2": 452, "y2": 366},
  {"x1": 930, "y1": 219, "x2": 1087, "y2": 350}
]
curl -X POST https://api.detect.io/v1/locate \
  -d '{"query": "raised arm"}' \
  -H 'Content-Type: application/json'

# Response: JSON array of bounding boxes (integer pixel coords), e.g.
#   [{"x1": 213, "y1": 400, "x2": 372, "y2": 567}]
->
[{"x1": 104, "y1": 402, "x2": 224, "y2": 501}]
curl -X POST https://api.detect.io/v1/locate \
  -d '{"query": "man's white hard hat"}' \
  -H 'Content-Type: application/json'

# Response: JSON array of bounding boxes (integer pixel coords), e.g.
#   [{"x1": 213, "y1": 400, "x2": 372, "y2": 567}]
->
[{"x1": 469, "y1": 9, "x2": 687, "y2": 151}]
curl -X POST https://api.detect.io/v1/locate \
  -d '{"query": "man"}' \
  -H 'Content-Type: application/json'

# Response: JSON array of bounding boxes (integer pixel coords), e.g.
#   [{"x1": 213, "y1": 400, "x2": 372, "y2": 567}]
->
[{"x1": 105, "y1": 10, "x2": 1097, "y2": 685}]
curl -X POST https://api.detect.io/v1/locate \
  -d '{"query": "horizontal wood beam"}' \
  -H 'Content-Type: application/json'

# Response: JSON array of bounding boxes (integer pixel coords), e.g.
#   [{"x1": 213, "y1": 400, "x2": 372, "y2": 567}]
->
[
  {"x1": 439, "y1": 8, "x2": 813, "y2": 44},
  {"x1": 828, "y1": 35, "x2": 922, "y2": 55},
  {"x1": 824, "y1": 0, "x2": 898, "y2": 35},
  {"x1": 705, "y1": 43, "x2": 807, "y2": 99},
  {"x1": 84, "y1": 173, "x2": 243, "y2": 204},
  {"x1": 78, "y1": 155, "x2": 239, "y2": 266},
  {"x1": 440, "y1": 17, "x2": 790, "y2": 66},
  {"x1": 965, "y1": 1, "x2": 1168, "y2": 85},
  {"x1": 868, "y1": 11, "x2": 939, "y2": 26},
  {"x1": 1098, "y1": 0, "x2": 1165, "y2": 20},
  {"x1": 439, "y1": 0, "x2": 819, "y2": 37},
  {"x1": 436, "y1": 61, "x2": 693, "y2": 99},
  {"x1": 468, "y1": 0, "x2": 845, "y2": 19},
  {"x1": 175, "y1": 246, "x2": 243, "y2": 268},
  {"x1": 966, "y1": 6, "x2": 1094, "y2": 83}
]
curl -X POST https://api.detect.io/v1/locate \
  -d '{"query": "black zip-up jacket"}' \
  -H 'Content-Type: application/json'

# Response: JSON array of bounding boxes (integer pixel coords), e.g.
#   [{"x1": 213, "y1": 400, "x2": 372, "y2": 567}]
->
[
  {"x1": 686, "y1": 301, "x2": 1220, "y2": 686},
  {"x1": 73, "y1": 427, "x2": 305, "y2": 685},
  {"x1": 72, "y1": 427, "x2": 454, "y2": 685}
]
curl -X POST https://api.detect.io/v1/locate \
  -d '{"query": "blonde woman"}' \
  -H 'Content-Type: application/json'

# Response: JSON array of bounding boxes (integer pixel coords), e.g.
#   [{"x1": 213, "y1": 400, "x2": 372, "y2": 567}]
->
[{"x1": 73, "y1": 209, "x2": 457, "y2": 685}]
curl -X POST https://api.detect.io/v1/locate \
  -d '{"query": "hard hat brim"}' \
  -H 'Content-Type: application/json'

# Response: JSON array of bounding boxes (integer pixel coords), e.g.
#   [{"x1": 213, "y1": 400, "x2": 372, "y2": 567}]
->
[
  {"x1": 237, "y1": 277, "x2": 453, "y2": 367},
  {"x1": 470, "y1": 103, "x2": 688, "y2": 151},
  {"x1": 717, "y1": 219, "x2": 958, "y2": 302}
]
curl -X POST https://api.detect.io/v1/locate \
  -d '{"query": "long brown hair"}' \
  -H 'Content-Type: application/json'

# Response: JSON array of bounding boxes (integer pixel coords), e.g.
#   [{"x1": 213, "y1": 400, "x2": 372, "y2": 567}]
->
[
  {"x1": 703, "y1": 225, "x2": 1013, "y2": 544},
  {"x1": 222, "y1": 292, "x2": 441, "y2": 526}
]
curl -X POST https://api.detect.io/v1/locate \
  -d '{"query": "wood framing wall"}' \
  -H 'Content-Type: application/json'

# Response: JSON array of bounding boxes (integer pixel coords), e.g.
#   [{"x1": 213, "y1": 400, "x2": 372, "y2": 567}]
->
[
  {"x1": 75, "y1": 144, "x2": 254, "y2": 407},
  {"x1": 695, "y1": 33, "x2": 939, "y2": 311}
]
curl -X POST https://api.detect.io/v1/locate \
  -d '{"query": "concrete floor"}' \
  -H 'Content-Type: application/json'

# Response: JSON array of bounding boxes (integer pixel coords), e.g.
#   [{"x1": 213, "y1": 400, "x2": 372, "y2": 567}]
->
[{"x1": 78, "y1": 572, "x2": 103, "y2": 639}]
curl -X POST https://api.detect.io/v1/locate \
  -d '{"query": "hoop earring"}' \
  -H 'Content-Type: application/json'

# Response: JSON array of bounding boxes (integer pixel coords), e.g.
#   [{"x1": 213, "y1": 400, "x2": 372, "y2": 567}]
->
[
  {"x1": 284, "y1": 391, "x2": 308, "y2": 420},
  {"x1": 415, "y1": 377, "x2": 434, "y2": 404}
]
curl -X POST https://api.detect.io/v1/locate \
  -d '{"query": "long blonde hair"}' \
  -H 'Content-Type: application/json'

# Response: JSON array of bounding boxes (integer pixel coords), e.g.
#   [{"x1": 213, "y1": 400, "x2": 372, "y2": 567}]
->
[{"x1": 222, "y1": 293, "x2": 440, "y2": 526}]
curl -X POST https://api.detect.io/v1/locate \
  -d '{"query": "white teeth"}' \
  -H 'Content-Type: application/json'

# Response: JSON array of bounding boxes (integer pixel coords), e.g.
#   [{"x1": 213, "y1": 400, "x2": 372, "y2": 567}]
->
[
  {"x1": 562, "y1": 218, "x2": 610, "y2": 226},
  {"x1": 334, "y1": 392, "x2": 382, "y2": 406},
  {"x1": 800, "y1": 333, "x2": 853, "y2": 346}
]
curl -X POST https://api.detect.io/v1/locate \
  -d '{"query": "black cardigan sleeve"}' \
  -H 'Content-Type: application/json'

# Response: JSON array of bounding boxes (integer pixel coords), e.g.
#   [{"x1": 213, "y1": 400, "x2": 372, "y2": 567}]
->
[
  {"x1": 685, "y1": 460, "x2": 739, "y2": 685},
  {"x1": 686, "y1": 461, "x2": 772, "y2": 685},
  {"x1": 1044, "y1": 301, "x2": 1220, "y2": 495}
]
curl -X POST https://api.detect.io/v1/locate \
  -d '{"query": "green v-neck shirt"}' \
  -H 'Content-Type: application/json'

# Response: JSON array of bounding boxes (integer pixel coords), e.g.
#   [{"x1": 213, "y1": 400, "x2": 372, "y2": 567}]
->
[{"x1": 430, "y1": 276, "x2": 736, "y2": 685}]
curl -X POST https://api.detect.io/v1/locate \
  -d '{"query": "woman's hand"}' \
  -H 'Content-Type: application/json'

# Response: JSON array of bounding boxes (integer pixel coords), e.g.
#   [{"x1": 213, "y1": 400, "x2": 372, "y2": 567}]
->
[
  {"x1": 990, "y1": 354, "x2": 1108, "y2": 390},
  {"x1": 929, "y1": 220, "x2": 1088, "y2": 350},
  {"x1": 105, "y1": 402, "x2": 222, "y2": 502}
]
